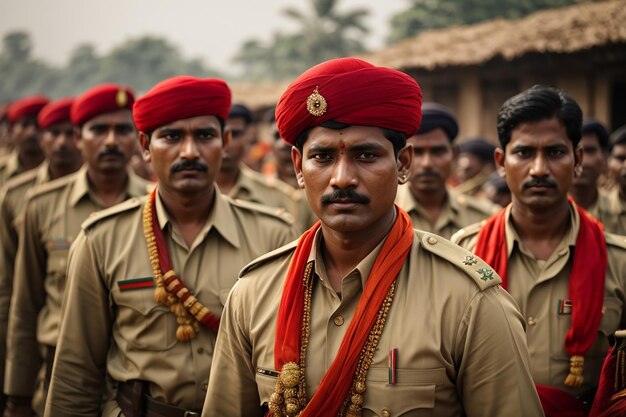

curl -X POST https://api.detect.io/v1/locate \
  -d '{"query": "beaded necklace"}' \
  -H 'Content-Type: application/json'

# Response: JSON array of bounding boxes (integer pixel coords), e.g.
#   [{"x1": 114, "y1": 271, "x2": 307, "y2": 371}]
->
[
  {"x1": 268, "y1": 262, "x2": 398, "y2": 417},
  {"x1": 142, "y1": 188, "x2": 220, "y2": 341}
]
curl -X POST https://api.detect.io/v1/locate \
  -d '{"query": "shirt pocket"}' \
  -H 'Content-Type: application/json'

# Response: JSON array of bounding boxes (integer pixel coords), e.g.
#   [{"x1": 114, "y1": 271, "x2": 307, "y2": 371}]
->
[
  {"x1": 361, "y1": 367, "x2": 444, "y2": 417},
  {"x1": 112, "y1": 281, "x2": 177, "y2": 351},
  {"x1": 255, "y1": 368, "x2": 279, "y2": 405}
]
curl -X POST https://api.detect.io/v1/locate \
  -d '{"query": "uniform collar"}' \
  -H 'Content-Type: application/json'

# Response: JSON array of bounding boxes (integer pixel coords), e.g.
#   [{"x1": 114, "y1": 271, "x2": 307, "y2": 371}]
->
[
  {"x1": 155, "y1": 186, "x2": 241, "y2": 249},
  {"x1": 398, "y1": 184, "x2": 459, "y2": 216},
  {"x1": 504, "y1": 201, "x2": 580, "y2": 257},
  {"x1": 68, "y1": 165, "x2": 148, "y2": 207},
  {"x1": 308, "y1": 227, "x2": 385, "y2": 290},
  {"x1": 228, "y1": 164, "x2": 265, "y2": 202},
  {"x1": 34, "y1": 161, "x2": 50, "y2": 185}
]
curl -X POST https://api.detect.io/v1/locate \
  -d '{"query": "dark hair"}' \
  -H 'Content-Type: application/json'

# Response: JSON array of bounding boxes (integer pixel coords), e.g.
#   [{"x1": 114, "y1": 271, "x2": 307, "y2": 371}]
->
[
  {"x1": 581, "y1": 118, "x2": 609, "y2": 151},
  {"x1": 610, "y1": 124, "x2": 626, "y2": 151},
  {"x1": 497, "y1": 85, "x2": 582, "y2": 150},
  {"x1": 228, "y1": 104, "x2": 254, "y2": 126},
  {"x1": 294, "y1": 120, "x2": 406, "y2": 157}
]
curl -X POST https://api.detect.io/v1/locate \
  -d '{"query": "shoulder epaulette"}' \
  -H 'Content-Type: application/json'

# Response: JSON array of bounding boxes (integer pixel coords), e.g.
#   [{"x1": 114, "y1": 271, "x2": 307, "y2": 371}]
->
[
  {"x1": 450, "y1": 220, "x2": 485, "y2": 245},
  {"x1": 239, "y1": 240, "x2": 298, "y2": 277},
  {"x1": 230, "y1": 197, "x2": 295, "y2": 225},
  {"x1": 81, "y1": 196, "x2": 145, "y2": 230},
  {"x1": 418, "y1": 230, "x2": 501, "y2": 291},
  {"x1": 3, "y1": 168, "x2": 39, "y2": 192},
  {"x1": 606, "y1": 232, "x2": 626, "y2": 250},
  {"x1": 25, "y1": 173, "x2": 76, "y2": 201}
]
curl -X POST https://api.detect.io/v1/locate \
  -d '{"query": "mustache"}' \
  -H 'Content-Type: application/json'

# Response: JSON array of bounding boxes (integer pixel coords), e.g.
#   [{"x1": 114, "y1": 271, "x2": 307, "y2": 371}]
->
[
  {"x1": 523, "y1": 177, "x2": 557, "y2": 188},
  {"x1": 171, "y1": 159, "x2": 208, "y2": 173},
  {"x1": 321, "y1": 189, "x2": 370, "y2": 205},
  {"x1": 413, "y1": 169, "x2": 441, "y2": 179},
  {"x1": 98, "y1": 147, "x2": 125, "y2": 158}
]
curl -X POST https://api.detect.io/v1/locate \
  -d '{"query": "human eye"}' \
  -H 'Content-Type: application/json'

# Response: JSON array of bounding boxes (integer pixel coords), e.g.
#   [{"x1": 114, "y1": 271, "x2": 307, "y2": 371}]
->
[
  {"x1": 90, "y1": 125, "x2": 107, "y2": 135},
  {"x1": 357, "y1": 152, "x2": 377, "y2": 160},
  {"x1": 312, "y1": 153, "x2": 333, "y2": 162},
  {"x1": 547, "y1": 148, "x2": 567, "y2": 159},
  {"x1": 514, "y1": 148, "x2": 532, "y2": 158}
]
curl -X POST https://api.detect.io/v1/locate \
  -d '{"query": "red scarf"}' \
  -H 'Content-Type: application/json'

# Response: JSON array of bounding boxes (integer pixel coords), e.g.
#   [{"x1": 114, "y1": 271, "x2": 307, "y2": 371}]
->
[
  {"x1": 271, "y1": 206, "x2": 413, "y2": 416},
  {"x1": 475, "y1": 200, "x2": 606, "y2": 359}
]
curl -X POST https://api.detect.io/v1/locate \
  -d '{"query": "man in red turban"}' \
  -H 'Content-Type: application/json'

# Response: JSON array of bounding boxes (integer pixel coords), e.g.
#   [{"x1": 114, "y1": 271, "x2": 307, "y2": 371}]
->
[
  {"x1": 0, "y1": 96, "x2": 49, "y2": 187},
  {"x1": 45, "y1": 76, "x2": 298, "y2": 417},
  {"x1": 4, "y1": 84, "x2": 152, "y2": 417},
  {"x1": 204, "y1": 57, "x2": 542, "y2": 417},
  {"x1": 453, "y1": 85, "x2": 626, "y2": 416}
]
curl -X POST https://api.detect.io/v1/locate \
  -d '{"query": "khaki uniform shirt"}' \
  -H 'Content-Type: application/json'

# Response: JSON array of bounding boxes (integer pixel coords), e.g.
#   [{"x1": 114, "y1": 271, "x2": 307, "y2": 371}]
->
[
  {"x1": 0, "y1": 162, "x2": 49, "y2": 399},
  {"x1": 452, "y1": 205, "x2": 626, "y2": 397},
  {"x1": 454, "y1": 172, "x2": 490, "y2": 198},
  {"x1": 45, "y1": 191, "x2": 299, "y2": 417},
  {"x1": 0, "y1": 151, "x2": 26, "y2": 188},
  {"x1": 5, "y1": 166, "x2": 151, "y2": 397},
  {"x1": 203, "y1": 229, "x2": 543, "y2": 417},
  {"x1": 396, "y1": 184, "x2": 497, "y2": 239},
  {"x1": 225, "y1": 164, "x2": 310, "y2": 231},
  {"x1": 598, "y1": 189, "x2": 626, "y2": 236}
]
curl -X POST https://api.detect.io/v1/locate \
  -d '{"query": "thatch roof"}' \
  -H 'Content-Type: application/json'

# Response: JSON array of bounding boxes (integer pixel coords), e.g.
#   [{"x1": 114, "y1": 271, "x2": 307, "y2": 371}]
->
[
  {"x1": 364, "y1": 0, "x2": 626, "y2": 70},
  {"x1": 230, "y1": 81, "x2": 290, "y2": 110}
]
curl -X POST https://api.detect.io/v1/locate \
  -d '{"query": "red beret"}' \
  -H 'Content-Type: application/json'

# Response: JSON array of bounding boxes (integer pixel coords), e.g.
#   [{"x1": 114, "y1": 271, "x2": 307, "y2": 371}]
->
[
  {"x1": 275, "y1": 58, "x2": 423, "y2": 145},
  {"x1": 71, "y1": 84, "x2": 135, "y2": 126},
  {"x1": 7, "y1": 96, "x2": 50, "y2": 124},
  {"x1": 37, "y1": 97, "x2": 75, "y2": 129},
  {"x1": 133, "y1": 76, "x2": 231, "y2": 133}
]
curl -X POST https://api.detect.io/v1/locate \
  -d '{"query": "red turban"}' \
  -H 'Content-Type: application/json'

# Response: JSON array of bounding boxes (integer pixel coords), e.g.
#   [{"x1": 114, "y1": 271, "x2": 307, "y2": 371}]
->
[
  {"x1": 7, "y1": 96, "x2": 50, "y2": 124},
  {"x1": 132, "y1": 76, "x2": 231, "y2": 133},
  {"x1": 71, "y1": 84, "x2": 135, "y2": 126},
  {"x1": 275, "y1": 57, "x2": 423, "y2": 145},
  {"x1": 38, "y1": 98, "x2": 75, "y2": 129}
]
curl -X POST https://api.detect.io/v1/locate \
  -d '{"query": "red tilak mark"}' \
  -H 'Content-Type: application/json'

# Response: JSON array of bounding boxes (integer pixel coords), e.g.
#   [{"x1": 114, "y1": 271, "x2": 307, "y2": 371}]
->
[{"x1": 339, "y1": 143, "x2": 345, "y2": 150}]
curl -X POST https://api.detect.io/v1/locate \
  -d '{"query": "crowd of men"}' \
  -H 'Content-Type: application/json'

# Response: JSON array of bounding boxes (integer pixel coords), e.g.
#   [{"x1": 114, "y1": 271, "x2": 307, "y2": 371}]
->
[{"x1": 0, "y1": 56, "x2": 624, "y2": 417}]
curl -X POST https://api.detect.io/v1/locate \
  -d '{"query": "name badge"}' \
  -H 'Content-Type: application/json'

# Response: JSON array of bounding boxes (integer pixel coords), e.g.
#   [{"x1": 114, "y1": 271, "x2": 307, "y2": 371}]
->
[{"x1": 557, "y1": 299, "x2": 573, "y2": 315}]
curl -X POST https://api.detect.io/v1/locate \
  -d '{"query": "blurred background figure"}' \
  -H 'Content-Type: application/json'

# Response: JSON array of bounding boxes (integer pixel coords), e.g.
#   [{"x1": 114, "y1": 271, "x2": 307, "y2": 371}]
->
[
  {"x1": 482, "y1": 172, "x2": 511, "y2": 208},
  {"x1": 455, "y1": 138, "x2": 496, "y2": 199}
]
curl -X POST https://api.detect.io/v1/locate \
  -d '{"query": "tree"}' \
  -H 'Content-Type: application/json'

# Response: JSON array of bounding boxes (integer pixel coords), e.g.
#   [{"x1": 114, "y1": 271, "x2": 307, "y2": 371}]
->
[
  {"x1": 387, "y1": 0, "x2": 596, "y2": 43},
  {"x1": 234, "y1": 0, "x2": 370, "y2": 81}
]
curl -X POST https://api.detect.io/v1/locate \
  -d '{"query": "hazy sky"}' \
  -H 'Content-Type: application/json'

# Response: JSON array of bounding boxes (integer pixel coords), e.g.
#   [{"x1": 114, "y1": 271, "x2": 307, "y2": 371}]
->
[{"x1": 0, "y1": 0, "x2": 407, "y2": 73}]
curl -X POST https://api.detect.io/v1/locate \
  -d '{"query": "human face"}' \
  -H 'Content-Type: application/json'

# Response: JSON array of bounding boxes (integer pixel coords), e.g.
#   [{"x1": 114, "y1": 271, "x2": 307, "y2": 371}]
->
[
  {"x1": 407, "y1": 128, "x2": 454, "y2": 194},
  {"x1": 609, "y1": 143, "x2": 626, "y2": 191},
  {"x1": 78, "y1": 110, "x2": 136, "y2": 173},
  {"x1": 41, "y1": 121, "x2": 82, "y2": 168},
  {"x1": 572, "y1": 133, "x2": 606, "y2": 188},
  {"x1": 455, "y1": 153, "x2": 483, "y2": 183},
  {"x1": 292, "y1": 125, "x2": 411, "y2": 233},
  {"x1": 495, "y1": 117, "x2": 581, "y2": 210},
  {"x1": 273, "y1": 138, "x2": 297, "y2": 188},
  {"x1": 140, "y1": 115, "x2": 229, "y2": 195},
  {"x1": 11, "y1": 116, "x2": 42, "y2": 153},
  {"x1": 221, "y1": 117, "x2": 250, "y2": 173}
]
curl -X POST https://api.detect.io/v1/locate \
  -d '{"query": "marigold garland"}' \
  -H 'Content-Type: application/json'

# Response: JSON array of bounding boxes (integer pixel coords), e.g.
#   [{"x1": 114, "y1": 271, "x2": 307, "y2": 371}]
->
[{"x1": 142, "y1": 188, "x2": 220, "y2": 341}]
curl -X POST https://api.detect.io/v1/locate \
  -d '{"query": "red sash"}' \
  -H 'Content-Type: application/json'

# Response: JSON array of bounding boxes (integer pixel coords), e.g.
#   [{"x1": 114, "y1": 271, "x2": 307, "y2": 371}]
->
[
  {"x1": 271, "y1": 206, "x2": 413, "y2": 416},
  {"x1": 475, "y1": 200, "x2": 607, "y2": 414}
]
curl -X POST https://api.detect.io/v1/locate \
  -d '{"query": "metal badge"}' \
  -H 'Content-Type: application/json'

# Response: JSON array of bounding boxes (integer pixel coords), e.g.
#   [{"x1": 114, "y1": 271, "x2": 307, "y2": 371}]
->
[
  {"x1": 116, "y1": 89, "x2": 128, "y2": 108},
  {"x1": 306, "y1": 86, "x2": 327, "y2": 117}
]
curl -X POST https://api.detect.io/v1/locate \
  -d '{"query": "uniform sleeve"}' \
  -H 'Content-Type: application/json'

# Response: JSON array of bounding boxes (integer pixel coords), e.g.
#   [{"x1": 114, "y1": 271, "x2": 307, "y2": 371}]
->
[
  {"x1": 202, "y1": 280, "x2": 265, "y2": 417},
  {"x1": 455, "y1": 286, "x2": 544, "y2": 417},
  {"x1": 4, "y1": 197, "x2": 46, "y2": 396},
  {"x1": 44, "y1": 231, "x2": 112, "y2": 417},
  {"x1": 0, "y1": 192, "x2": 17, "y2": 396}
]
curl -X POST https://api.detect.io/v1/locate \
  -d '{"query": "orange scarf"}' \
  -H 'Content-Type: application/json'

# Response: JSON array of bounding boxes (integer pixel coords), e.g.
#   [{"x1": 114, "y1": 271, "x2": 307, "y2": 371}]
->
[
  {"x1": 475, "y1": 199, "x2": 606, "y2": 369},
  {"x1": 271, "y1": 206, "x2": 413, "y2": 416}
]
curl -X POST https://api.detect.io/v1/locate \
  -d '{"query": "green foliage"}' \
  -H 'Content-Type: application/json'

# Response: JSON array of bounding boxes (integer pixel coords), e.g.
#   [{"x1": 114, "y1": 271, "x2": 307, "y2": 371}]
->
[
  {"x1": 233, "y1": 0, "x2": 369, "y2": 81},
  {"x1": 0, "y1": 31, "x2": 221, "y2": 102},
  {"x1": 387, "y1": 0, "x2": 593, "y2": 43}
]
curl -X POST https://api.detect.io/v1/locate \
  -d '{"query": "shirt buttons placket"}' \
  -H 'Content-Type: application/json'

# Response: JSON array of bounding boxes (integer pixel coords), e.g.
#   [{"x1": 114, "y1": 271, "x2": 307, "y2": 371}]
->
[
  {"x1": 333, "y1": 315, "x2": 345, "y2": 326},
  {"x1": 381, "y1": 409, "x2": 391, "y2": 417},
  {"x1": 527, "y1": 316, "x2": 536, "y2": 326}
]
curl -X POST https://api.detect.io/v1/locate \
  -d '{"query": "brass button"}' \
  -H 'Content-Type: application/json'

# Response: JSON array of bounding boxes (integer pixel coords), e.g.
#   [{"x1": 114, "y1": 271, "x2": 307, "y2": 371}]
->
[
  {"x1": 427, "y1": 236, "x2": 438, "y2": 245},
  {"x1": 528, "y1": 316, "x2": 536, "y2": 326},
  {"x1": 333, "y1": 315, "x2": 345, "y2": 326},
  {"x1": 197, "y1": 347, "x2": 204, "y2": 354},
  {"x1": 381, "y1": 409, "x2": 391, "y2": 417}
]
